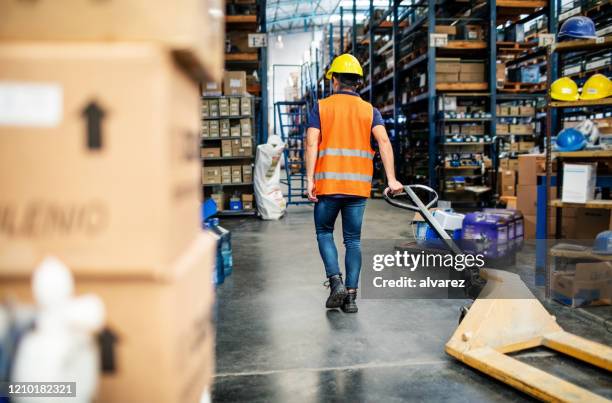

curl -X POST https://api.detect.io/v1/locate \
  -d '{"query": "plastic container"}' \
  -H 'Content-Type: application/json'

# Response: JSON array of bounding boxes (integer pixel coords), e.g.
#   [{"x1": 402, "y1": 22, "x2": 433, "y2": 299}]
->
[
  {"x1": 483, "y1": 208, "x2": 524, "y2": 241},
  {"x1": 206, "y1": 218, "x2": 233, "y2": 279},
  {"x1": 462, "y1": 212, "x2": 509, "y2": 244}
]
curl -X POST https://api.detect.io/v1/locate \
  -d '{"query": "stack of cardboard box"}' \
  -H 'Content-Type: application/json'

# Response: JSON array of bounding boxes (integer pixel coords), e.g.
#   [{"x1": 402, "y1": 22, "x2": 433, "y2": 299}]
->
[{"x1": 0, "y1": 2, "x2": 221, "y2": 402}]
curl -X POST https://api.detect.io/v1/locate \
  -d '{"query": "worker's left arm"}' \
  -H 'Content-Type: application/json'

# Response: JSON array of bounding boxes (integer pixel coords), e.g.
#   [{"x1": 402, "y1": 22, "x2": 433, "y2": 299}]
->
[
  {"x1": 306, "y1": 127, "x2": 321, "y2": 202},
  {"x1": 372, "y1": 124, "x2": 403, "y2": 193}
]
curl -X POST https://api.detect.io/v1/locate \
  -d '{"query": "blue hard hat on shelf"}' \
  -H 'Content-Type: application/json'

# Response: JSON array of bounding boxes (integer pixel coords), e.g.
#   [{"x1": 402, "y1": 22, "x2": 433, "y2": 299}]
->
[
  {"x1": 556, "y1": 128, "x2": 586, "y2": 152},
  {"x1": 558, "y1": 16, "x2": 597, "y2": 40},
  {"x1": 593, "y1": 231, "x2": 612, "y2": 255}
]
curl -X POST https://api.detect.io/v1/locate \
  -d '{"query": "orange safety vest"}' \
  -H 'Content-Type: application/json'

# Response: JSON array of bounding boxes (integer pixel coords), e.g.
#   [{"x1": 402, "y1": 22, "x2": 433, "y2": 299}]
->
[{"x1": 314, "y1": 93, "x2": 375, "y2": 198}]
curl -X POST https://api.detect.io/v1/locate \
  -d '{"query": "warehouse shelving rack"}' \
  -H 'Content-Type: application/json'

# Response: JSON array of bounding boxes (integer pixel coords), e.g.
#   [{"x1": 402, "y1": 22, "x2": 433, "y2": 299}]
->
[
  {"x1": 541, "y1": 35, "x2": 612, "y2": 298},
  {"x1": 275, "y1": 101, "x2": 312, "y2": 205}
]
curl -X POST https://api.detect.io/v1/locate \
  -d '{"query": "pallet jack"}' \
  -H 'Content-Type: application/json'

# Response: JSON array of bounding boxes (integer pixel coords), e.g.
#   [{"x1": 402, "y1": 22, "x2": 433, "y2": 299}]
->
[{"x1": 384, "y1": 185, "x2": 612, "y2": 403}]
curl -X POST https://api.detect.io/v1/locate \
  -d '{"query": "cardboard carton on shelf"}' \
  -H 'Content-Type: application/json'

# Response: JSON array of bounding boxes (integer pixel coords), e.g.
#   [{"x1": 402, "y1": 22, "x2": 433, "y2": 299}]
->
[
  {"x1": 552, "y1": 261, "x2": 612, "y2": 308},
  {"x1": 208, "y1": 99, "x2": 219, "y2": 117},
  {"x1": 218, "y1": 98, "x2": 230, "y2": 116},
  {"x1": 201, "y1": 147, "x2": 221, "y2": 158},
  {"x1": 240, "y1": 118, "x2": 252, "y2": 137},
  {"x1": 509, "y1": 124, "x2": 533, "y2": 135},
  {"x1": 211, "y1": 193, "x2": 225, "y2": 210},
  {"x1": 518, "y1": 154, "x2": 547, "y2": 185},
  {"x1": 435, "y1": 58, "x2": 461, "y2": 73},
  {"x1": 202, "y1": 80, "x2": 222, "y2": 96},
  {"x1": 203, "y1": 167, "x2": 221, "y2": 184},
  {"x1": 221, "y1": 140, "x2": 233, "y2": 157},
  {"x1": 0, "y1": 43, "x2": 202, "y2": 276},
  {"x1": 242, "y1": 193, "x2": 254, "y2": 210},
  {"x1": 0, "y1": 0, "x2": 224, "y2": 81},
  {"x1": 435, "y1": 25, "x2": 457, "y2": 35},
  {"x1": 497, "y1": 124, "x2": 510, "y2": 135},
  {"x1": 459, "y1": 72, "x2": 484, "y2": 83},
  {"x1": 241, "y1": 97, "x2": 252, "y2": 115},
  {"x1": 437, "y1": 72, "x2": 460, "y2": 83},
  {"x1": 202, "y1": 100, "x2": 209, "y2": 118},
  {"x1": 562, "y1": 163, "x2": 596, "y2": 204},
  {"x1": 208, "y1": 120, "x2": 220, "y2": 137},
  {"x1": 223, "y1": 71, "x2": 247, "y2": 96},
  {"x1": 499, "y1": 170, "x2": 516, "y2": 197},
  {"x1": 230, "y1": 123, "x2": 241, "y2": 137},
  {"x1": 220, "y1": 119, "x2": 230, "y2": 137},
  {"x1": 201, "y1": 121, "x2": 210, "y2": 138},
  {"x1": 0, "y1": 233, "x2": 217, "y2": 403},
  {"x1": 229, "y1": 97, "x2": 241, "y2": 116}
]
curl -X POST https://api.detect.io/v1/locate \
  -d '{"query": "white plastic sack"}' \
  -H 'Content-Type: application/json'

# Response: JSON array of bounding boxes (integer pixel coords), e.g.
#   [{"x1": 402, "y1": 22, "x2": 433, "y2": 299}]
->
[{"x1": 254, "y1": 134, "x2": 287, "y2": 220}]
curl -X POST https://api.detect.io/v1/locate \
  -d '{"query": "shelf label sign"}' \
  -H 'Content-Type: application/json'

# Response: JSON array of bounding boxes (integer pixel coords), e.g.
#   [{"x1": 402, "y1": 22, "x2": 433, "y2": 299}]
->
[
  {"x1": 539, "y1": 34, "x2": 555, "y2": 48},
  {"x1": 430, "y1": 33, "x2": 448, "y2": 48},
  {"x1": 559, "y1": 6, "x2": 581, "y2": 22},
  {"x1": 248, "y1": 33, "x2": 268, "y2": 48}
]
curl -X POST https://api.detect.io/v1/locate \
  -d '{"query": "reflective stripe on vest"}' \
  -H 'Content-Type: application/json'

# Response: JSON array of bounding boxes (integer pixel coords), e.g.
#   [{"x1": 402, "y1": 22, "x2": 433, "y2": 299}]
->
[
  {"x1": 314, "y1": 172, "x2": 373, "y2": 182},
  {"x1": 318, "y1": 148, "x2": 375, "y2": 159}
]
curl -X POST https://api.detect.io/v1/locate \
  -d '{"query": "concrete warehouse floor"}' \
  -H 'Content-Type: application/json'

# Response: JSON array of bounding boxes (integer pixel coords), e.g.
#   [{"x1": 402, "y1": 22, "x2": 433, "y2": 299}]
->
[{"x1": 213, "y1": 200, "x2": 612, "y2": 402}]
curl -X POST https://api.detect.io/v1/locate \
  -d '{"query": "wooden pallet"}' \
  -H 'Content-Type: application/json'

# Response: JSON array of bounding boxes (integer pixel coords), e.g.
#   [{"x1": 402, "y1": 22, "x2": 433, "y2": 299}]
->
[
  {"x1": 498, "y1": 82, "x2": 545, "y2": 93},
  {"x1": 446, "y1": 269, "x2": 612, "y2": 402}
]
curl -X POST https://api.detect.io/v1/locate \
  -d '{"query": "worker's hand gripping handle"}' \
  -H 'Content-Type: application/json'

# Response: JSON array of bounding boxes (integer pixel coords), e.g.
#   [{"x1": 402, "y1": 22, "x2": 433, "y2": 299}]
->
[{"x1": 383, "y1": 185, "x2": 438, "y2": 212}]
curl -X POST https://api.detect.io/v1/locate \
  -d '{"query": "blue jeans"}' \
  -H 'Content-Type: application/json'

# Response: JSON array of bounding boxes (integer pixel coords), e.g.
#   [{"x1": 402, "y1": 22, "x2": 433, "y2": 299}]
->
[{"x1": 314, "y1": 196, "x2": 367, "y2": 289}]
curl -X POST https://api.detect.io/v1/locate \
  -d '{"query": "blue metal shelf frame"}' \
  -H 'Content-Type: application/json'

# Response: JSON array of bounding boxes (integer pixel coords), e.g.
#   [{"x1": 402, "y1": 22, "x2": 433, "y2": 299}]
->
[{"x1": 275, "y1": 101, "x2": 312, "y2": 205}]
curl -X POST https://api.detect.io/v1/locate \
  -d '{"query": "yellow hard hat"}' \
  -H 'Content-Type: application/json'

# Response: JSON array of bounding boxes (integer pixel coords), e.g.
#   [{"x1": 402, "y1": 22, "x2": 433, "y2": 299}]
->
[
  {"x1": 580, "y1": 73, "x2": 612, "y2": 100},
  {"x1": 550, "y1": 77, "x2": 579, "y2": 101},
  {"x1": 326, "y1": 54, "x2": 363, "y2": 80}
]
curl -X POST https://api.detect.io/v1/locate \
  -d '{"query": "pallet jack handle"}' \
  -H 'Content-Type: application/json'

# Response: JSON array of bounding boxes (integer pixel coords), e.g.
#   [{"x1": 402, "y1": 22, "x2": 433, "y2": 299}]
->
[{"x1": 383, "y1": 185, "x2": 464, "y2": 256}]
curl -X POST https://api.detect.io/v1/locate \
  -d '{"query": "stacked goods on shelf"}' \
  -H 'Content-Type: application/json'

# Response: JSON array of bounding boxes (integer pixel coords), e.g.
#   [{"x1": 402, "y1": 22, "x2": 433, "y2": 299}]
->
[
  {"x1": 496, "y1": 103, "x2": 538, "y2": 156},
  {"x1": 0, "y1": 3, "x2": 220, "y2": 400},
  {"x1": 204, "y1": 1, "x2": 263, "y2": 216},
  {"x1": 201, "y1": 72, "x2": 257, "y2": 214}
]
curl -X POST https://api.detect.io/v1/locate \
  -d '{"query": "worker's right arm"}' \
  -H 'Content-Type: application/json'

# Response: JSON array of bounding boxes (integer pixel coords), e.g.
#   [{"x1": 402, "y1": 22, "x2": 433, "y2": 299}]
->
[
  {"x1": 372, "y1": 125, "x2": 403, "y2": 194},
  {"x1": 306, "y1": 127, "x2": 320, "y2": 202}
]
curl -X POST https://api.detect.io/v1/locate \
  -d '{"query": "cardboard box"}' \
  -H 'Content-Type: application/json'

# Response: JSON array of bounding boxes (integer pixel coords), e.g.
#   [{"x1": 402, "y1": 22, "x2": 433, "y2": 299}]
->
[
  {"x1": 496, "y1": 63, "x2": 505, "y2": 84},
  {"x1": 572, "y1": 208, "x2": 610, "y2": 239},
  {"x1": 520, "y1": 106, "x2": 535, "y2": 116},
  {"x1": 208, "y1": 120, "x2": 220, "y2": 137},
  {"x1": 437, "y1": 72, "x2": 460, "y2": 83},
  {"x1": 552, "y1": 262, "x2": 612, "y2": 307},
  {"x1": 231, "y1": 165, "x2": 242, "y2": 183},
  {"x1": 459, "y1": 72, "x2": 484, "y2": 83},
  {"x1": 519, "y1": 141, "x2": 535, "y2": 151},
  {"x1": 510, "y1": 106, "x2": 520, "y2": 116},
  {"x1": 510, "y1": 124, "x2": 533, "y2": 135},
  {"x1": 211, "y1": 193, "x2": 225, "y2": 210},
  {"x1": 435, "y1": 25, "x2": 457, "y2": 35},
  {"x1": 201, "y1": 147, "x2": 220, "y2": 158},
  {"x1": 522, "y1": 213, "x2": 574, "y2": 239},
  {"x1": 229, "y1": 97, "x2": 241, "y2": 116},
  {"x1": 462, "y1": 25, "x2": 484, "y2": 40},
  {"x1": 241, "y1": 97, "x2": 252, "y2": 116},
  {"x1": 436, "y1": 58, "x2": 461, "y2": 73},
  {"x1": 242, "y1": 193, "x2": 254, "y2": 210},
  {"x1": 499, "y1": 170, "x2": 516, "y2": 196},
  {"x1": 202, "y1": 167, "x2": 221, "y2": 184},
  {"x1": 226, "y1": 31, "x2": 256, "y2": 54},
  {"x1": 208, "y1": 99, "x2": 219, "y2": 117},
  {"x1": 240, "y1": 138, "x2": 252, "y2": 148},
  {"x1": 202, "y1": 80, "x2": 222, "y2": 96},
  {"x1": 460, "y1": 62, "x2": 485, "y2": 74},
  {"x1": 201, "y1": 121, "x2": 209, "y2": 138},
  {"x1": 230, "y1": 123, "x2": 241, "y2": 137},
  {"x1": 562, "y1": 163, "x2": 596, "y2": 203},
  {"x1": 497, "y1": 124, "x2": 510, "y2": 135},
  {"x1": 518, "y1": 154, "x2": 546, "y2": 185},
  {"x1": 202, "y1": 101, "x2": 209, "y2": 118},
  {"x1": 220, "y1": 119, "x2": 230, "y2": 138},
  {"x1": 242, "y1": 164, "x2": 253, "y2": 182},
  {"x1": 0, "y1": 233, "x2": 216, "y2": 403},
  {"x1": 224, "y1": 71, "x2": 247, "y2": 96},
  {"x1": 0, "y1": 43, "x2": 201, "y2": 275},
  {"x1": 218, "y1": 98, "x2": 229, "y2": 116},
  {"x1": 240, "y1": 118, "x2": 252, "y2": 137},
  {"x1": 221, "y1": 140, "x2": 233, "y2": 157},
  {"x1": 0, "y1": 0, "x2": 224, "y2": 82}
]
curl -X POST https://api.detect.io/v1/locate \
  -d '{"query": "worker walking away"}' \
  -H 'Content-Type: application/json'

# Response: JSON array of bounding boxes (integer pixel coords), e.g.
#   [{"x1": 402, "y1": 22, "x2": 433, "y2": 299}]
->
[{"x1": 305, "y1": 53, "x2": 403, "y2": 313}]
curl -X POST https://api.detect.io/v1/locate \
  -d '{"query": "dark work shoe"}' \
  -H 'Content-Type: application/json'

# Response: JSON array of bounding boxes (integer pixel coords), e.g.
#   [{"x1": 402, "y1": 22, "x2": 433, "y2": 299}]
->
[
  {"x1": 341, "y1": 292, "x2": 358, "y2": 313},
  {"x1": 324, "y1": 275, "x2": 347, "y2": 308}
]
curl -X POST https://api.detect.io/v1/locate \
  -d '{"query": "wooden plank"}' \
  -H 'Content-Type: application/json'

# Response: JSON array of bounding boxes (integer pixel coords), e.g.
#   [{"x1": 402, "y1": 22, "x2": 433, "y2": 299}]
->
[
  {"x1": 225, "y1": 15, "x2": 257, "y2": 24},
  {"x1": 549, "y1": 247, "x2": 612, "y2": 261},
  {"x1": 437, "y1": 82, "x2": 488, "y2": 91},
  {"x1": 550, "y1": 199, "x2": 612, "y2": 209},
  {"x1": 554, "y1": 37, "x2": 612, "y2": 53},
  {"x1": 543, "y1": 331, "x2": 612, "y2": 371},
  {"x1": 442, "y1": 40, "x2": 487, "y2": 49},
  {"x1": 549, "y1": 98, "x2": 612, "y2": 108},
  {"x1": 496, "y1": 0, "x2": 547, "y2": 8},
  {"x1": 225, "y1": 53, "x2": 258, "y2": 62},
  {"x1": 462, "y1": 347, "x2": 609, "y2": 403},
  {"x1": 554, "y1": 150, "x2": 612, "y2": 158}
]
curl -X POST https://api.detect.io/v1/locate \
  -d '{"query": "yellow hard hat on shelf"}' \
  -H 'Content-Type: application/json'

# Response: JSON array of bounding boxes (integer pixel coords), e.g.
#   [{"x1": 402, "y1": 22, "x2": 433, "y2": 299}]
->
[
  {"x1": 550, "y1": 77, "x2": 579, "y2": 101},
  {"x1": 580, "y1": 73, "x2": 612, "y2": 100},
  {"x1": 326, "y1": 54, "x2": 363, "y2": 80}
]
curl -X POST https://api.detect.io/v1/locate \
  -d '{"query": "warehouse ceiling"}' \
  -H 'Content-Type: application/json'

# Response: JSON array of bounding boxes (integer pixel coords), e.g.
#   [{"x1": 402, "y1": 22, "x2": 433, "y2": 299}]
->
[{"x1": 266, "y1": 0, "x2": 390, "y2": 33}]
